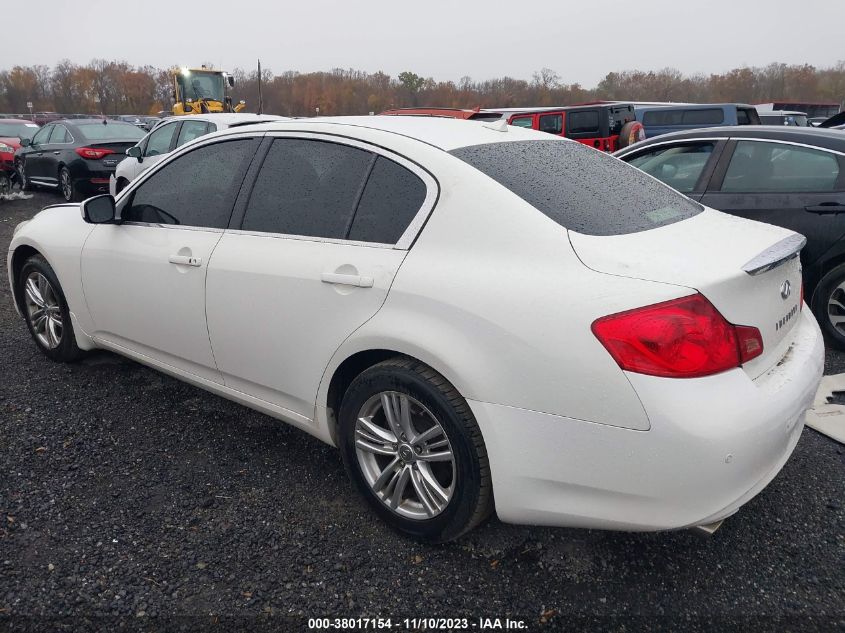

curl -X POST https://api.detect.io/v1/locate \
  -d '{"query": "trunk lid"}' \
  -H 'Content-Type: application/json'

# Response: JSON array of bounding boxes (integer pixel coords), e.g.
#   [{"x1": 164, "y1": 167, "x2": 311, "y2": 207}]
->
[
  {"x1": 569, "y1": 208, "x2": 805, "y2": 379},
  {"x1": 84, "y1": 142, "x2": 137, "y2": 171}
]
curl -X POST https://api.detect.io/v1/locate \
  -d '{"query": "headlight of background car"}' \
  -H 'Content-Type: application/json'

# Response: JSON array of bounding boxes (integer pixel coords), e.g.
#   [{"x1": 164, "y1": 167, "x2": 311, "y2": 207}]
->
[{"x1": 0, "y1": 143, "x2": 15, "y2": 154}]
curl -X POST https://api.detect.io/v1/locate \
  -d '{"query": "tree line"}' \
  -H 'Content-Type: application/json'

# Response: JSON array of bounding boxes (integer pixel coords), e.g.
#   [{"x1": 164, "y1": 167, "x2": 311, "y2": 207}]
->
[{"x1": 1, "y1": 59, "x2": 843, "y2": 117}]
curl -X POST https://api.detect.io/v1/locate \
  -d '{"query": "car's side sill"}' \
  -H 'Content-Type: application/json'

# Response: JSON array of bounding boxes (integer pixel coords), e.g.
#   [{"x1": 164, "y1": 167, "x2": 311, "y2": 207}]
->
[{"x1": 93, "y1": 338, "x2": 329, "y2": 443}]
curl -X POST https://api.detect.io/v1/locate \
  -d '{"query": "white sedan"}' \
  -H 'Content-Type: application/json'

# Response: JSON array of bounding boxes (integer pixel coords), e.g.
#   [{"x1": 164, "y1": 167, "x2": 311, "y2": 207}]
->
[
  {"x1": 8, "y1": 117, "x2": 824, "y2": 541},
  {"x1": 108, "y1": 113, "x2": 288, "y2": 196}
]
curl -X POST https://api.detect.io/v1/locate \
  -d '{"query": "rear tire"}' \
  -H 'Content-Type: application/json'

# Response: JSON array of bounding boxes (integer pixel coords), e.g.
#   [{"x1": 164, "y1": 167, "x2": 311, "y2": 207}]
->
[
  {"x1": 19, "y1": 254, "x2": 84, "y2": 362},
  {"x1": 0, "y1": 172, "x2": 10, "y2": 195},
  {"x1": 338, "y1": 357, "x2": 492, "y2": 542},
  {"x1": 812, "y1": 263, "x2": 845, "y2": 349},
  {"x1": 59, "y1": 166, "x2": 79, "y2": 202}
]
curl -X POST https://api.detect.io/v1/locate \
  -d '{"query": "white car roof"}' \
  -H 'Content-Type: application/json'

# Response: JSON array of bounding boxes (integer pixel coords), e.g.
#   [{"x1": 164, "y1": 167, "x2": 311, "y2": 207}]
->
[{"x1": 233, "y1": 115, "x2": 554, "y2": 151}]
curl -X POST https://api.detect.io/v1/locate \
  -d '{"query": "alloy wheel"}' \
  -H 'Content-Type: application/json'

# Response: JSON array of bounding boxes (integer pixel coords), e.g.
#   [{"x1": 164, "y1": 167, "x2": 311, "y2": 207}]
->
[
  {"x1": 354, "y1": 391, "x2": 455, "y2": 520},
  {"x1": 60, "y1": 169, "x2": 72, "y2": 201},
  {"x1": 24, "y1": 272, "x2": 63, "y2": 349},
  {"x1": 828, "y1": 282, "x2": 845, "y2": 336}
]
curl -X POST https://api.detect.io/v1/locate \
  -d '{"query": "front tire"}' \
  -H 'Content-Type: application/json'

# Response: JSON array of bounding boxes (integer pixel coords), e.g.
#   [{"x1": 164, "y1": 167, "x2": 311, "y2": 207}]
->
[
  {"x1": 19, "y1": 255, "x2": 84, "y2": 362},
  {"x1": 17, "y1": 160, "x2": 32, "y2": 191},
  {"x1": 338, "y1": 357, "x2": 492, "y2": 542},
  {"x1": 812, "y1": 262, "x2": 845, "y2": 349}
]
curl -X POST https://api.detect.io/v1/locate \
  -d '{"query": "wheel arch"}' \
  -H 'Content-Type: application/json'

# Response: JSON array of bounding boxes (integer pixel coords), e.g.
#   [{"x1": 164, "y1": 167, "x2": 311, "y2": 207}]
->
[
  {"x1": 10, "y1": 244, "x2": 41, "y2": 314},
  {"x1": 322, "y1": 346, "x2": 466, "y2": 446}
]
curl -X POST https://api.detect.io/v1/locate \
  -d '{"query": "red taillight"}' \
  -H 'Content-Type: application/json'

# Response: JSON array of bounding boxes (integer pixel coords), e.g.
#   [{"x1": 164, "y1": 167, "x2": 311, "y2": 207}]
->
[
  {"x1": 75, "y1": 147, "x2": 114, "y2": 160},
  {"x1": 591, "y1": 294, "x2": 764, "y2": 378}
]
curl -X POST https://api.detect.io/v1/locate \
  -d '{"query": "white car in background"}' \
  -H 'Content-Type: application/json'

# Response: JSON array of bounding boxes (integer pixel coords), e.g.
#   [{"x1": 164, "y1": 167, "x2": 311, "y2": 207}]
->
[
  {"x1": 109, "y1": 113, "x2": 288, "y2": 196},
  {"x1": 9, "y1": 117, "x2": 823, "y2": 542}
]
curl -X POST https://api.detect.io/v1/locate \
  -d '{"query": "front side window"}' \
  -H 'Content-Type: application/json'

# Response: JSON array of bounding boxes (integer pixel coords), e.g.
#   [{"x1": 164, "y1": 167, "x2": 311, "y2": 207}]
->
[
  {"x1": 538, "y1": 114, "x2": 563, "y2": 135},
  {"x1": 450, "y1": 140, "x2": 703, "y2": 236},
  {"x1": 627, "y1": 142, "x2": 715, "y2": 193},
  {"x1": 31, "y1": 125, "x2": 52, "y2": 145},
  {"x1": 510, "y1": 116, "x2": 533, "y2": 128},
  {"x1": 176, "y1": 120, "x2": 210, "y2": 147},
  {"x1": 123, "y1": 139, "x2": 256, "y2": 228},
  {"x1": 144, "y1": 122, "x2": 177, "y2": 157},
  {"x1": 721, "y1": 141, "x2": 841, "y2": 193},
  {"x1": 348, "y1": 156, "x2": 427, "y2": 244},
  {"x1": 242, "y1": 138, "x2": 373, "y2": 239}
]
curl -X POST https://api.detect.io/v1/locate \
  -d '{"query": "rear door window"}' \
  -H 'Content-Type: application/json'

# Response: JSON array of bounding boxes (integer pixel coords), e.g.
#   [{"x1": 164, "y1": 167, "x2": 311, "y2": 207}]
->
[
  {"x1": 721, "y1": 140, "x2": 840, "y2": 193},
  {"x1": 348, "y1": 156, "x2": 427, "y2": 244},
  {"x1": 241, "y1": 138, "x2": 373, "y2": 239},
  {"x1": 450, "y1": 140, "x2": 702, "y2": 236},
  {"x1": 176, "y1": 119, "x2": 210, "y2": 147},
  {"x1": 538, "y1": 114, "x2": 563, "y2": 135},
  {"x1": 144, "y1": 122, "x2": 177, "y2": 157},
  {"x1": 627, "y1": 142, "x2": 716, "y2": 193}
]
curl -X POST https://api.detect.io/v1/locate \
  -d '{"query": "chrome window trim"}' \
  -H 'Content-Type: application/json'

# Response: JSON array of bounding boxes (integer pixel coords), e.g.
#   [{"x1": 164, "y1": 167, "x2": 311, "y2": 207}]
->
[
  {"x1": 120, "y1": 221, "x2": 225, "y2": 234},
  {"x1": 621, "y1": 136, "x2": 845, "y2": 159},
  {"x1": 617, "y1": 137, "x2": 724, "y2": 158},
  {"x1": 262, "y1": 130, "x2": 440, "y2": 250},
  {"x1": 727, "y1": 137, "x2": 845, "y2": 158},
  {"x1": 225, "y1": 227, "x2": 394, "y2": 250}
]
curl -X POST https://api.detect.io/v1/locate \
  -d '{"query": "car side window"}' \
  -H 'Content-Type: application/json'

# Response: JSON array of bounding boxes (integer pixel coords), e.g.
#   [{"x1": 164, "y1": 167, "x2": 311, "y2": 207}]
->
[
  {"x1": 510, "y1": 116, "x2": 533, "y2": 128},
  {"x1": 538, "y1": 114, "x2": 563, "y2": 135},
  {"x1": 49, "y1": 125, "x2": 70, "y2": 143},
  {"x1": 627, "y1": 143, "x2": 716, "y2": 193},
  {"x1": 721, "y1": 140, "x2": 841, "y2": 193},
  {"x1": 144, "y1": 122, "x2": 177, "y2": 157},
  {"x1": 348, "y1": 156, "x2": 427, "y2": 244},
  {"x1": 176, "y1": 120, "x2": 210, "y2": 147},
  {"x1": 241, "y1": 138, "x2": 373, "y2": 239},
  {"x1": 123, "y1": 139, "x2": 257, "y2": 228},
  {"x1": 567, "y1": 111, "x2": 599, "y2": 135},
  {"x1": 31, "y1": 125, "x2": 52, "y2": 145}
]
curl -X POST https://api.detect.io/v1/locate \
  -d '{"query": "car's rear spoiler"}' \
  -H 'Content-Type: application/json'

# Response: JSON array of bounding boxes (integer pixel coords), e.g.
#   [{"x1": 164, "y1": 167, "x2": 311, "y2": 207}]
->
[{"x1": 741, "y1": 233, "x2": 806, "y2": 276}]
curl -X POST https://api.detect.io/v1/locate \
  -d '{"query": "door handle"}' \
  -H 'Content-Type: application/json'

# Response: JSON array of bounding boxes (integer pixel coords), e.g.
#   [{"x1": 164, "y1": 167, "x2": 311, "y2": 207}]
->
[
  {"x1": 168, "y1": 255, "x2": 202, "y2": 267},
  {"x1": 53, "y1": 151, "x2": 61, "y2": 155},
  {"x1": 321, "y1": 272, "x2": 374, "y2": 288},
  {"x1": 805, "y1": 203, "x2": 845, "y2": 214}
]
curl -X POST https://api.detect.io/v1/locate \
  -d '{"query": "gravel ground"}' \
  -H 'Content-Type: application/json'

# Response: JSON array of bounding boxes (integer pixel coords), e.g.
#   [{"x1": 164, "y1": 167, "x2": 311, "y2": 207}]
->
[{"x1": 1, "y1": 191, "x2": 843, "y2": 632}]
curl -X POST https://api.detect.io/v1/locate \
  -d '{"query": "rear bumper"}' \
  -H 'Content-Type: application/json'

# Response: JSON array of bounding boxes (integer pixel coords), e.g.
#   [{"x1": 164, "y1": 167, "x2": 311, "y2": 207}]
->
[{"x1": 470, "y1": 308, "x2": 824, "y2": 531}]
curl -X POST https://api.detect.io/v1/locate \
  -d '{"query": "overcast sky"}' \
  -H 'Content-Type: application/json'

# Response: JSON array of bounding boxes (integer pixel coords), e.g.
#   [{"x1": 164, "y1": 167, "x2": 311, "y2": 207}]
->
[{"x1": 9, "y1": 0, "x2": 845, "y2": 86}]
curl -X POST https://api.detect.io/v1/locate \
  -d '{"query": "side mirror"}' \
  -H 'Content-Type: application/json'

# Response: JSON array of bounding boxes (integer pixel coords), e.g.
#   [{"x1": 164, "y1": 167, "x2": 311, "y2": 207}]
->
[
  {"x1": 20, "y1": 138, "x2": 31, "y2": 147},
  {"x1": 127, "y1": 145, "x2": 142, "y2": 160},
  {"x1": 82, "y1": 194, "x2": 117, "y2": 224}
]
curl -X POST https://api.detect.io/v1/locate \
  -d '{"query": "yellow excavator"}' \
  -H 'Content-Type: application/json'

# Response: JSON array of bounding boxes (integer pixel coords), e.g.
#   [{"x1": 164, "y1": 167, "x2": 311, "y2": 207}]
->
[{"x1": 171, "y1": 66, "x2": 246, "y2": 115}]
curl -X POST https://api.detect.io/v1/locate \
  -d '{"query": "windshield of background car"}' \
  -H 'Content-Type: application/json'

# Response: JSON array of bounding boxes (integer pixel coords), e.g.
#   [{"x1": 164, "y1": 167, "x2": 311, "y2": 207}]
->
[
  {"x1": 77, "y1": 122, "x2": 146, "y2": 141},
  {"x1": 0, "y1": 122, "x2": 39, "y2": 140},
  {"x1": 450, "y1": 140, "x2": 703, "y2": 236}
]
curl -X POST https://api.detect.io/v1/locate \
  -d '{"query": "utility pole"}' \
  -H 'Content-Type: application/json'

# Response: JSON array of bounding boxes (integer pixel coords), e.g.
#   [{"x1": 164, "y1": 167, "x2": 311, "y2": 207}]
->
[{"x1": 257, "y1": 59, "x2": 263, "y2": 115}]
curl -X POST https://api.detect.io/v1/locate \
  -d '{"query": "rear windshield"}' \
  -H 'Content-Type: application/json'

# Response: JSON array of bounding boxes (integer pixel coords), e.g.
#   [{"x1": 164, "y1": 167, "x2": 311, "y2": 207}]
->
[
  {"x1": 0, "y1": 121, "x2": 39, "y2": 140},
  {"x1": 449, "y1": 140, "x2": 703, "y2": 236},
  {"x1": 76, "y1": 122, "x2": 146, "y2": 141}
]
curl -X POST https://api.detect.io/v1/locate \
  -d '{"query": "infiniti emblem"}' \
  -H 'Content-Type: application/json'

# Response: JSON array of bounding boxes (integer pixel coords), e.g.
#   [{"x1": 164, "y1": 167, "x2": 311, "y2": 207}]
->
[{"x1": 780, "y1": 280, "x2": 791, "y2": 300}]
